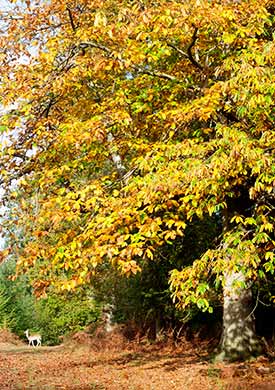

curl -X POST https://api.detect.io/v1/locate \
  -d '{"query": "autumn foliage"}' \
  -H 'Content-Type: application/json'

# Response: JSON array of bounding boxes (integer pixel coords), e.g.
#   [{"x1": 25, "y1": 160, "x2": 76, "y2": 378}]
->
[{"x1": 0, "y1": 0, "x2": 275, "y2": 340}]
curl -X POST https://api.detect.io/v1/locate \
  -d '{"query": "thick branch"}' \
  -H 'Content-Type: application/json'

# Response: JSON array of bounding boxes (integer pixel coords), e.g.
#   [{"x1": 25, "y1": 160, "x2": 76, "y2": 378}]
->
[
  {"x1": 39, "y1": 96, "x2": 60, "y2": 118},
  {"x1": 67, "y1": 7, "x2": 77, "y2": 32},
  {"x1": 186, "y1": 25, "x2": 204, "y2": 71}
]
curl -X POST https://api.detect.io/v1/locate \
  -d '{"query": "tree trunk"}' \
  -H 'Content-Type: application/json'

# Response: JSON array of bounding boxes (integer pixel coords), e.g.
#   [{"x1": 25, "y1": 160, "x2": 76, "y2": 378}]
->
[
  {"x1": 217, "y1": 270, "x2": 261, "y2": 361},
  {"x1": 107, "y1": 132, "x2": 126, "y2": 178}
]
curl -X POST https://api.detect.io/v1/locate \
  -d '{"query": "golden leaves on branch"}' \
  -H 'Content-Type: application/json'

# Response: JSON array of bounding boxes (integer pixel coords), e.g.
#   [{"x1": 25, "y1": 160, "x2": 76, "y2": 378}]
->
[{"x1": 0, "y1": 0, "x2": 275, "y2": 302}]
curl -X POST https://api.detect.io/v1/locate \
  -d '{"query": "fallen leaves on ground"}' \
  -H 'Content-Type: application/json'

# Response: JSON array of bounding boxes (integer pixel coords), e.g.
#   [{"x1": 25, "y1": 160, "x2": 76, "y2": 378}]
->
[{"x1": 1, "y1": 335, "x2": 275, "y2": 390}]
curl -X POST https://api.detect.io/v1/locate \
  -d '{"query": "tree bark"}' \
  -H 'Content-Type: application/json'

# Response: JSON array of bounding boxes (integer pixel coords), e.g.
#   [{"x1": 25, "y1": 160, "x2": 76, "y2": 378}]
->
[
  {"x1": 217, "y1": 270, "x2": 261, "y2": 361},
  {"x1": 107, "y1": 132, "x2": 126, "y2": 178}
]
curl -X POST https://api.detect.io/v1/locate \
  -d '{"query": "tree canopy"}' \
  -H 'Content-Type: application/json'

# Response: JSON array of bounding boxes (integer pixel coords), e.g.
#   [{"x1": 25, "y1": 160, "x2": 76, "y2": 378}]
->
[{"x1": 0, "y1": 0, "x2": 275, "y2": 332}]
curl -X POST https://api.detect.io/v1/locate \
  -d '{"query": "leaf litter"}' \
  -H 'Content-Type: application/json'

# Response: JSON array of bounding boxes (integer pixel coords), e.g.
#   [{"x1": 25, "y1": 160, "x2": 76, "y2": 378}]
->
[{"x1": 0, "y1": 329, "x2": 274, "y2": 389}]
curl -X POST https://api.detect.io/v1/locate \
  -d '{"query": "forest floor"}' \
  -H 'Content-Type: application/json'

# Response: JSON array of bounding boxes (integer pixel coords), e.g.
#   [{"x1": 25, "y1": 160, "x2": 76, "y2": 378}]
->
[{"x1": 1, "y1": 329, "x2": 275, "y2": 389}]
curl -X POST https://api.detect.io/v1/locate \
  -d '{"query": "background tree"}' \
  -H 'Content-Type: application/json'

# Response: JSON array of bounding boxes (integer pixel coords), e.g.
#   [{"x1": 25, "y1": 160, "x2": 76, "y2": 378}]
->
[
  {"x1": 0, "y1": 0, "x2": 275, "y2": 360},
  {"x1": 0, "y1": 259, "x2": 37, "y2": 336},
  {"x1": 0, "y1": 285, "x2": 16, "y2": 331}
]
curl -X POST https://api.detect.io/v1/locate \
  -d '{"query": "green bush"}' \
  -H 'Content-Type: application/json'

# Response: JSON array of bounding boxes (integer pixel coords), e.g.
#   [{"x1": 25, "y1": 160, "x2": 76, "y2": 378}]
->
[{"x1": 35, "y1": 292, "x2": 101, "y2": 345}]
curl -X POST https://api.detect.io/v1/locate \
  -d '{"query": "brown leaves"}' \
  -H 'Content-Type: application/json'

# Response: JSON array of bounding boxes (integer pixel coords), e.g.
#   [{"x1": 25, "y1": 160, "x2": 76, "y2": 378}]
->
[{"x1": 0, "y1": 333, "x2": 273, "y2": 389}]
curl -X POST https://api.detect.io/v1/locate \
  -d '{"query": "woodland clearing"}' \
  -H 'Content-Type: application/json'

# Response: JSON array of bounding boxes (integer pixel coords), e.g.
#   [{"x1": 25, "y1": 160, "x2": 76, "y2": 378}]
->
[{"x1": 0, "y1": 329, "x2": 275, "y2": 390}]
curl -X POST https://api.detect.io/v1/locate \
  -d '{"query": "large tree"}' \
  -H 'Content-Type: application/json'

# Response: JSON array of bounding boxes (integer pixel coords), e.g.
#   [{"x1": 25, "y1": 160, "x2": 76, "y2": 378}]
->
[{"x1": 0, "y1": 0, "x2": 275, "y2": 360}]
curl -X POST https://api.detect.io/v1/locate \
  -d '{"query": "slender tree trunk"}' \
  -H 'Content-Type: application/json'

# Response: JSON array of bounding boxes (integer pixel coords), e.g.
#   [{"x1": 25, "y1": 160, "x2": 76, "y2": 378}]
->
[{"x1": 217, "y1": 270, "x2": 261, "y2": 361}]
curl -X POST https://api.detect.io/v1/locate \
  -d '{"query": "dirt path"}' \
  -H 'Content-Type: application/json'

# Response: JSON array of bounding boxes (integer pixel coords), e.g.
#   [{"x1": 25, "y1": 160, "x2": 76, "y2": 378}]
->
[{"x1": 0, "y1": 343, "x2": 275, "y2": 390}]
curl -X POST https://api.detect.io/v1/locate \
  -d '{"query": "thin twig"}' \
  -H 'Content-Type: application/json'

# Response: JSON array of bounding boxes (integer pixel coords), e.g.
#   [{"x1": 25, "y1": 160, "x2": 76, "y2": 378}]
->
[
  {"x1": 167, "y1": 42, "x2": 189, "y2": 58},
  {"x1": 79, "y1": 42, "x2": 181, "y2": 82},
  {"x1": 244, "y1": 289, "x2": 259, "y2": 322}
]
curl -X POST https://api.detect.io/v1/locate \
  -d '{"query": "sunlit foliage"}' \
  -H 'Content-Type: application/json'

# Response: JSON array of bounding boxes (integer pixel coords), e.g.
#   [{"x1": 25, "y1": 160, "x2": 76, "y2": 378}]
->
[{"x1": 0, "y1": 0, "x2": 274, "y2": 314}]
